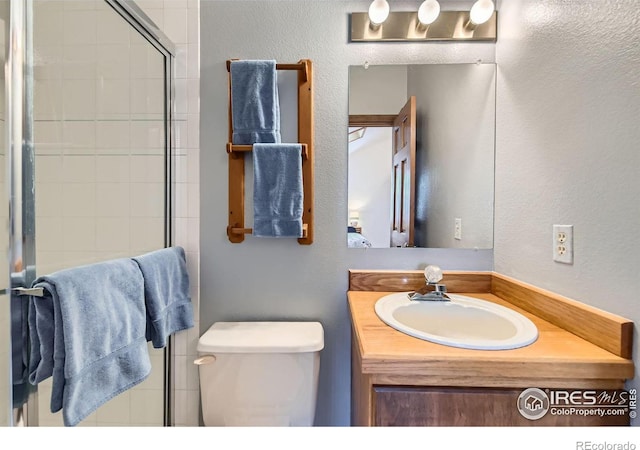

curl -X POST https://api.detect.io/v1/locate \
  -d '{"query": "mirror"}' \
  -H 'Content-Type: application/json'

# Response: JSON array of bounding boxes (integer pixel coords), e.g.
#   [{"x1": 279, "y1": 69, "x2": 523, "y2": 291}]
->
[{"x1": 347, "y1": 63, "x2": 496, "y2": 249}]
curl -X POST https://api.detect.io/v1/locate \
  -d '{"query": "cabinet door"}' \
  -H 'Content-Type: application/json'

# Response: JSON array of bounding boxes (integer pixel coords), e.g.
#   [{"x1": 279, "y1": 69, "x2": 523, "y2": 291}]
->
[{"x1": 374, "y1": 386, "x2": 629, "y2": 426}]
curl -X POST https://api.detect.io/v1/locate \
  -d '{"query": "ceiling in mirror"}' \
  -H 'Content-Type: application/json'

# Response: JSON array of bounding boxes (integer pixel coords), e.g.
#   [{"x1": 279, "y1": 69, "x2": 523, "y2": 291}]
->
[{"x1": 347, "y1": 63, "x2": 496, "y2": 249}]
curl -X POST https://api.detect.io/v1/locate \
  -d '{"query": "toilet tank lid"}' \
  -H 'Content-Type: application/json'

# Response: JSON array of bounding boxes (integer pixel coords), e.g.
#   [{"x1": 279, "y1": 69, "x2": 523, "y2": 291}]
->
[{"x1": 197, "y1": 321, "x2": 324, "y2": 354}]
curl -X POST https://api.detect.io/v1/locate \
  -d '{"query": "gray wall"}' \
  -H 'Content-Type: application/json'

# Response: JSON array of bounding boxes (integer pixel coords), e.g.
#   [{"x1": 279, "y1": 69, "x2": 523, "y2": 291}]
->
[
  {"x1": 348, "y1": 64, "x2": 407, "y2": 115},
  {"x1": 201, "y1": 0, "x2": 640, "y2": 427},
  {"x1": 200, "y1": 0, "x2": 494, "y2": 426},
  {"x1": 494, "y1": 0, "x2": 640, "y2": 424},
  {"x1": 408, "y1": 64, "x2": 495, "y2": 249}
]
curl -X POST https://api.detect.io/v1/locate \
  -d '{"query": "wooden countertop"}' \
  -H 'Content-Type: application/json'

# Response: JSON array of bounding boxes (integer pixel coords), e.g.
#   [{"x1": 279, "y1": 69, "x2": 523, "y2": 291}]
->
[{"x1": 348, "y1": 290, "x2": 634, "y2": 389}]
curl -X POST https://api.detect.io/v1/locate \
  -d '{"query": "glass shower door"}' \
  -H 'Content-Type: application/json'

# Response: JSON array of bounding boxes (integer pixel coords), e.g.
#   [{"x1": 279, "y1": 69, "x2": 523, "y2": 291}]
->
[
  {"x1": 0, "y1": 0, "x2": 10, "y2": 427},
  {"x1": 31, "y1": 0, "x2": 172, "y2": 426}
]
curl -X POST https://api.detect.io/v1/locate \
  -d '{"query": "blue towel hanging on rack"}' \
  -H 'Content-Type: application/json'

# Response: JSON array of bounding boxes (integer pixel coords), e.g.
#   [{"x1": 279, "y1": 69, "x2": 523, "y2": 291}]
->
[
  {"x1": 133, "y1": 246, "x2": 194, "y2": 348},
  {"x1": 27, "y1": 258, "x2": 151, "y2": 427},
  {"x1": 252, "y1": 143, "x2": 304, "y2": 238},
  {"x1": 230, "y1": 59, "x2": 281, "y2": 144}
]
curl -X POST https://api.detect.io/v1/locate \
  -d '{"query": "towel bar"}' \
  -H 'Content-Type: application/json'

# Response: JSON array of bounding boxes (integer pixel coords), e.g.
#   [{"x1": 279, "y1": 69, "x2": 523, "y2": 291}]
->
[
  {"x1": 229, "y1": 224, "x2": 309, "y2": 238},
  {"x1": 226, "y1": 60, "x2": 309, "y2": 83},
  {"x1": 13, "y1": 287, "x2": 44, "y2": 297},
  {"x1": 226, "y1": 143, "x2": 308, "y2": 160}
]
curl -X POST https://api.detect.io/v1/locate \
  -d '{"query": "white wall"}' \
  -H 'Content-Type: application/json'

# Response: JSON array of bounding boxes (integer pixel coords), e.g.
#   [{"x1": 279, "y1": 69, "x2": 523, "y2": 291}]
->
[
  {"x1": 200, "y1": 0, "x2": 494, "y2": 426},
  {"x1": 494, "y1": 0, "x2": 640, "y2": 424},
  {"x1": 348, "y1": 127, "x2": 393, "y2": 247}
]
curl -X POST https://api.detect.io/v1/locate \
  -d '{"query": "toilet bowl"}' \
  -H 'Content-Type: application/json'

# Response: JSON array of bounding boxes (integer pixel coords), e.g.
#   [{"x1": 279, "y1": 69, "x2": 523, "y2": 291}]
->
[{"x1": 195, "y1": 321, "x2": 324, "y2": 426}]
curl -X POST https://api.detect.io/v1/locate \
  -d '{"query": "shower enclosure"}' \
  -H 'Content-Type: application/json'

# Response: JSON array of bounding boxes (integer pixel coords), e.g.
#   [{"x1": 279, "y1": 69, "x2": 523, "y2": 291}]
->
[{"x1": 1, "y1": 0, "x2": 176, "y2": 426}]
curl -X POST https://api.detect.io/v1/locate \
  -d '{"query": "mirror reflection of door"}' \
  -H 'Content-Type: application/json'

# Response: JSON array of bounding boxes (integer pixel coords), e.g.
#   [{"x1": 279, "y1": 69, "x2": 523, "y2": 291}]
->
[
  {"x1": 391, "y1": 96, "x2": 416, "y2": 247},
  {"x1": 348, "y1": 96, "x2": 417, "y2": 248}
]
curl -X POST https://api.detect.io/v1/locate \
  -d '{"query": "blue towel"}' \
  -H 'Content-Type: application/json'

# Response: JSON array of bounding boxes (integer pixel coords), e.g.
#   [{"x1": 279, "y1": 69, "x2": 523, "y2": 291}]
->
[
  {"x1": 10, "y1": 289, "x2": 28, "y2": 407},
  {"x1": 252, "y1": 143, "x2": 304, "y2": 237},
  {"x1": 230, "y1": 60, "x2": 281, "y2": 144},
  {"x1": 10, "y1": 272, "x2": 30, "y2": 407},
  {"x1": 132, "y1": 246, "x2": 194, "y2": 348},
  {"x1": 27, "y1": 258, "x2": 151, "y2": 427}
]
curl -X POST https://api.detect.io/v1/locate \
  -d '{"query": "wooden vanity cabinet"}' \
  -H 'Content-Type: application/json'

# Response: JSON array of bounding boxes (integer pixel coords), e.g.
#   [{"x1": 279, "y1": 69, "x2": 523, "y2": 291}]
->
[
  {"x1": 375, "y1": 386, "x2": 526, "y2": 426},
  {"x1": 351, "y1": 336, "x2": 630, "y2": 427},
  {"x1": 371, "y1": 386, "x2": 628, "y2": 426}
]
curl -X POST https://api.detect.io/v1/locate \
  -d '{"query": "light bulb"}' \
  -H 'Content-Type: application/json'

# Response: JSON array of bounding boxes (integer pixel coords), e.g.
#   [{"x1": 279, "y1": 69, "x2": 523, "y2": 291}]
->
[
  {"x1": 368, "y1": 0, "x2": 390, "y2": 26},
  {"x1": 470, "y1": 0, "x2": 495, "y2": 25},
  {"x1": 417, "y1": 0, "x2": 440, "y2": 26}
]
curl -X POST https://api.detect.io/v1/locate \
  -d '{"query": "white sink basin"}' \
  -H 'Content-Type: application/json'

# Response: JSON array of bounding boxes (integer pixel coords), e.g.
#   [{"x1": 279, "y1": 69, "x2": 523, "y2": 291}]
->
[{"x1": 374, "y1": 292, "x2": 538, "y2": 350}]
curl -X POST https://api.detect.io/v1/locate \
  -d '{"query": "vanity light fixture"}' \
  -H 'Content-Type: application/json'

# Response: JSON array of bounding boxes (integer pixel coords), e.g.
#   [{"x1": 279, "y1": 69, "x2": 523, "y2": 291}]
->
[
  {"x1": 352, "y1": 1, "x2": 496, "y2": 42},
  {"x1": 469, "y1": 0, "x2": 495, "y2": 25},
  {"x1": 368, "y1": 0, "x2": 390, "y2": 28},
  {"x1": 417, "y1": 0, "x2": 440, "y2": 26}
]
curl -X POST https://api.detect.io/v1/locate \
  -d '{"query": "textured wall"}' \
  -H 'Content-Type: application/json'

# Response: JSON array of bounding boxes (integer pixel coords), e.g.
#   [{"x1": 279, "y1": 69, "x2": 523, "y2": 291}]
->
[
  {"x1": 494, "y1": 0, "x2": 640, "y2": 424},
  {"x1": 200, "y1": 0, "x2": 494, "y2": 426}
]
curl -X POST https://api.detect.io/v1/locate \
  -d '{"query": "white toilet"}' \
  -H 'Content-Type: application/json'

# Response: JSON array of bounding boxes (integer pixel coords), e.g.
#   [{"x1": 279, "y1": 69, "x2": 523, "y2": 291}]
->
[{"x1": 195, "y1": 321, "x2": 324, "y2": 426}]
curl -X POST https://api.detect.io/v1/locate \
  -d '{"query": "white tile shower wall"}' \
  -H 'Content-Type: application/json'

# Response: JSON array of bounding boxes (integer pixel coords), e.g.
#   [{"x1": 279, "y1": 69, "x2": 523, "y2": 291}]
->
[
  {"x1": 32, "y1": 0, "x2": 200, "y2": 427},
  {"x1": 34, "y1": 0, "x2": 167, "y2": 427},
  {"x1": 138, "y1": 0, "x2": 201, "y2": 427}
]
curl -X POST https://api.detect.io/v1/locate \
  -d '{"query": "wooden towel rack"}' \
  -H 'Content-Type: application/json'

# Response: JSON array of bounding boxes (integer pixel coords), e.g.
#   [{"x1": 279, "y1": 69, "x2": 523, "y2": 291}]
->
[{"x1": 226, "y1": 59, "x2": 314, "y2": 244}]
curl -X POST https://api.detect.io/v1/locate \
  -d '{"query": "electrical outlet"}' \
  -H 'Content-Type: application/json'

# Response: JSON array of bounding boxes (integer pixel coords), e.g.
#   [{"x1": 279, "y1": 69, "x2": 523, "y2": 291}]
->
[
  {"x1": 553, "y1": 225, "x2": 573, "y2": 264},
  {"x1": 454, "y1": 218, "x2": 462, "y2": 240}
]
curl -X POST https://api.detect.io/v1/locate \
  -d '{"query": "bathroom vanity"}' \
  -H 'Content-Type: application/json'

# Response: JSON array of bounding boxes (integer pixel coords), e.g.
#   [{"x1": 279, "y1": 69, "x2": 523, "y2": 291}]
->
[{"x1": 348, "y1": 271, "x2": 634, "y2": 426}]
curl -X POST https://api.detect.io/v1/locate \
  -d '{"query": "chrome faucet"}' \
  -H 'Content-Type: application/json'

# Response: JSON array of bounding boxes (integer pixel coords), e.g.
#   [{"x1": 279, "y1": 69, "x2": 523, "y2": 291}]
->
[{"x1": 408, "y1": 265, "x2": 451, "y2": 302}]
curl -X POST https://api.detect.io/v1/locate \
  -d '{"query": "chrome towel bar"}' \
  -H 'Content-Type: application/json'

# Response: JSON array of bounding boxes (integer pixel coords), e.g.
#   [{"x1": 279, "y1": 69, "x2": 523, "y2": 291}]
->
[{"x1": 12, "y1": 287, "x2": 45, "y2": 297}]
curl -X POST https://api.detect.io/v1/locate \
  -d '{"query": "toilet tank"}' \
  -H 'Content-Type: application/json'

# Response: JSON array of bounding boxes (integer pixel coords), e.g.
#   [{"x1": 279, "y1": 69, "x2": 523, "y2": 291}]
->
[{"x1": 196, "y1": 321, "x2": 324, "y2": 426}]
